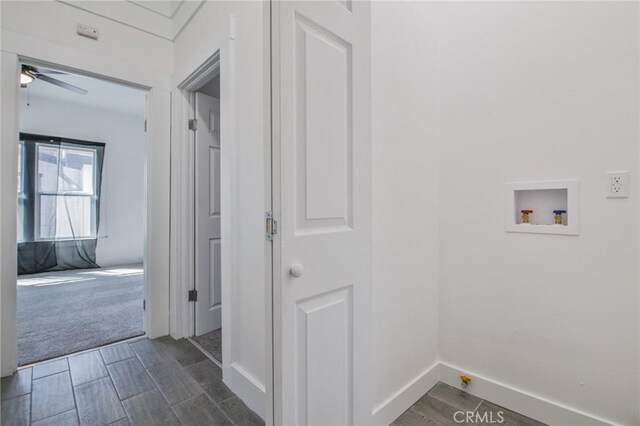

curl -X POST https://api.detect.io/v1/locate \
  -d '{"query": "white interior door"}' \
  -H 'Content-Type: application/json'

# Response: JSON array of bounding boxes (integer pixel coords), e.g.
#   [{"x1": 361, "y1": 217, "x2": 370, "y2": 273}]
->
[
  {"x1": 273, "y1": 2, "x2": 372, "y2": 425},
  {"x1": 195, "y1": 92, "x2": 222, "y2": 336}
]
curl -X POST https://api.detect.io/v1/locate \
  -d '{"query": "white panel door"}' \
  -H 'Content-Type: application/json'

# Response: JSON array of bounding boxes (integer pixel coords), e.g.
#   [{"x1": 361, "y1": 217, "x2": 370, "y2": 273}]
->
[
  {"x1": 273, "y1": 1, "x2": 372, "y2": 425},
  {"x1": 195, "y1": 92, "x2": 222, "y2": 336}
]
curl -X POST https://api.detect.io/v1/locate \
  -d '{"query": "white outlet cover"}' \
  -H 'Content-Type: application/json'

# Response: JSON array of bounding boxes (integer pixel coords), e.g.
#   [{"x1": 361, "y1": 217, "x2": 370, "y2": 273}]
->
[{"x1": 607, "y1": 171, "x2": 629, "y2": 198}]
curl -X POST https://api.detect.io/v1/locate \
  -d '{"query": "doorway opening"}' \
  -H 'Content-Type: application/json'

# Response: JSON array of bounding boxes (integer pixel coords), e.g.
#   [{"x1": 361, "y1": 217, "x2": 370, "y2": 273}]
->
[
  {"x1": 16, "y1": 62, "x2": 147, "y2": 366},
  {"x1": 173, "y1": 42, "x2": 271, "y2": 420},
  {"x1": 190, "y1": 70, "x2": 223, "y2": 363}
]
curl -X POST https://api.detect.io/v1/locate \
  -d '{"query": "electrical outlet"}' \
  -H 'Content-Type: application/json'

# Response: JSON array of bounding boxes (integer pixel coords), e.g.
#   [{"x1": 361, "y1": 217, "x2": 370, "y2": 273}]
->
[
  {"x1": 607, "y1": 171, "x2": 629, "y2": 198},
  {"x1": 77, "y1": 23, "x2": 99, "y2": 40}
]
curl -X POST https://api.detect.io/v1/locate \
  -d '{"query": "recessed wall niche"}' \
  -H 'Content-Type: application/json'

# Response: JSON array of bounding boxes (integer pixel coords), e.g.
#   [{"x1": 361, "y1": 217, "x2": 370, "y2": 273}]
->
[{"x1": 505, "y1": 180, "x2": 579, "y2": 235}]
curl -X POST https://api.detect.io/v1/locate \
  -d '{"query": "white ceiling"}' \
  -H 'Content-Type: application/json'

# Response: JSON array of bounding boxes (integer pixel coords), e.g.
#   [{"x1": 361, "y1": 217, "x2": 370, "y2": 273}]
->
[
  {"x1": 20, "y1": 66, "x2": 146, "y2": 117},
  {"x1": 57, "y1": 0, "x2": 202, "y2": 41},
  {"x1": 128, "y1": 1, "x2": 183, "y2": 18}
]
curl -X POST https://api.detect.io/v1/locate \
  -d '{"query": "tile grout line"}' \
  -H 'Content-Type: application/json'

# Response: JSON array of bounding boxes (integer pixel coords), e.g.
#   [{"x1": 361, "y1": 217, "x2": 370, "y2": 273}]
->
[
  {"x1": 182, "y1": 339, "x2": 237, "y2": 406},
  {"x1": 99, "y1": 344, "x2": 130, "y2": 424},
  {"x1": 199, "y1": 388, "x2": 238, "y2": 426},
  {"x1": 70, "y1": 371, "x2": 110, "y2": 388},
  {"x1": 103, "y1": 354, "x2": 137, "y2": 367},
  {"x1": 157, "y1": 339, "x2": 236, "y2": 425},
  {"x1": 139, "y1": 349, "x2": 183, "y2": 407},
  {"x1": 182, "y1": 339, "x2": 259, "y2": 425},
  {"x1": 169, "y1": 400, "x2": 187, "y2": 426},
  {"x1": 12, "y1": 337, "x2": 243, "y2": 426},
  {"x1": 18, "y1": 334, "x2": 147, "y2": 371},
  {"x1": 68, "y1": 367, "x2": 81, "y2": 426},
  {"x1": 31, "y1": 358, "x2": 70, "y2": 381},
  {"x1": 31, "y1": 407, "x2": 76, "y2": 425},
  {"x1": 115, "y1": 342, "x2": 164, "y2": 405},
  {"x1": 29, "y1": 368, "x2": 76, "y2": 424}
]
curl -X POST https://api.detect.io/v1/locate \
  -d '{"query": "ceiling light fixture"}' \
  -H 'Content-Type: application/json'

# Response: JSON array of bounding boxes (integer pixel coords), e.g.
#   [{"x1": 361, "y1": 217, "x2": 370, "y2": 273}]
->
[{"x1": 20, "y1": 71, "x2": 34, "y2": 88}]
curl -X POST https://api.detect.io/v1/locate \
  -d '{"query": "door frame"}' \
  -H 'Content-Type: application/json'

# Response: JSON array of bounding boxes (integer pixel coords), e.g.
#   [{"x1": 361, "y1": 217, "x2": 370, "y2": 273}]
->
[
  {"x1": 171, "y1": 51, "x2": 221, "y2": 342},
  {"x1": 1, "y1": 40, "x2": 171, "y2": 376},
  {"x1": 170, "y1": 30, "x2": 273, "y2": 422}
]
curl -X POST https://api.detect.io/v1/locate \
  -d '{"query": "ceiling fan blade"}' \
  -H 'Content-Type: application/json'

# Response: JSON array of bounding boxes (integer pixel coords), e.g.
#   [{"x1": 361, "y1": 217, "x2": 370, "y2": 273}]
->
[
  {"x1": 29, "y1": 66, "x2": 67, "y2": 75},
  {"x1": 35, "y1": 74, "x2": 88, "y2": 95}
]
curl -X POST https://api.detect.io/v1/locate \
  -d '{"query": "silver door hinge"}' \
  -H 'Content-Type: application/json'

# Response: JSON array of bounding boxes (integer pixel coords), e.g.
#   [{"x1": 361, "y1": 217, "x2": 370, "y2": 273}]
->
[
  {"x1": 188, "y1": 119, "x2": 198, "y2": 131},
  {"x1": 266, "y1": 211, "x2": 278, "y2": 241},
  {"x1": 188, "y1": 289, "x2": 198, "y2": 302},
  {"x1": 144, "y1": 119, "x2": 147, "y2": 132},
  {"x1": 143, "y1": 299, "x2": 145, "y2": 311}
]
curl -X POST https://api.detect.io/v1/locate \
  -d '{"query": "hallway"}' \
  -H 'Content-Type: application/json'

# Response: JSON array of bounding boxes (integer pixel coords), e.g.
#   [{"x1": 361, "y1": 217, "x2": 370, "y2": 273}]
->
[{"x1": 1, "y1": 337, "x2": 262, "y2": 425}]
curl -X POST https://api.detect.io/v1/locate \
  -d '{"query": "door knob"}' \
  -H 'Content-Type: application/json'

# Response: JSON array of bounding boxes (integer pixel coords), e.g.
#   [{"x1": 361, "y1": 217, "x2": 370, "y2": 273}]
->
[{"x1": 290, "y1": 263, "x2": 304, "y2": 278}]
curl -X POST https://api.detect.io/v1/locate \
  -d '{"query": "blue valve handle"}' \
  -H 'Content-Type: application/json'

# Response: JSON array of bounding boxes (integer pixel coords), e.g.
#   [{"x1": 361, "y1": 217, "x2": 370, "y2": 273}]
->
[{"x1": 553, "y1": 210, "x2": 567, "y2": 214}]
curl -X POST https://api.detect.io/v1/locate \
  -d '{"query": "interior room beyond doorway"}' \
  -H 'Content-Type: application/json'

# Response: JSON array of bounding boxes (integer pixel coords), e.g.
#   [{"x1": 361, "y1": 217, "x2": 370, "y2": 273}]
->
[{"x1": 16, "y1": 64, "x2": 147, "y2": 365}]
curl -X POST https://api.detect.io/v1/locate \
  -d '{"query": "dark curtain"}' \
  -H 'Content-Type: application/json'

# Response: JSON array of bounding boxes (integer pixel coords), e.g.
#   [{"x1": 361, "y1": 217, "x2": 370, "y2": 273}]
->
[{"x1": 17, "y1": 133, "x2": 105, "y2": 275}]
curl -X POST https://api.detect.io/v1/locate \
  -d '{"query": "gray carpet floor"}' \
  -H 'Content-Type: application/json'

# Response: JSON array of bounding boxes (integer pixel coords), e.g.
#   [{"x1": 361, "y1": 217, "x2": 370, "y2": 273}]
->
[
  {"x1": 17, "y1": 265, "x2": 144, "y2": 366},
  {"x1": 193, "y1": 329, "x2": 222, "y2": 363}
]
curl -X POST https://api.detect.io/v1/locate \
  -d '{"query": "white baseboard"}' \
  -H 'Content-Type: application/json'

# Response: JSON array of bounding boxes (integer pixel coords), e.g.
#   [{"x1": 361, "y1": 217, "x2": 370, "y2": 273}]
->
[
  {"x1": 224, "y1": 361, "x2": 266, "y2": 420},
  {"x1": 371, "y1": 361, "x2": 440, "y2": 426},
  {"x1": 372, "y1": 361, "x2": 614, "y2": 426},
  {"x1": 438, "y1": 362, "x2": 612, "y2": 426}
]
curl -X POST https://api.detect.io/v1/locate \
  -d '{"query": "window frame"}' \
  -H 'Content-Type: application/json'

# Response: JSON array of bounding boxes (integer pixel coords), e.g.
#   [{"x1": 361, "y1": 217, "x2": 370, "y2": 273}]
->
[
  {"x1": 17, "y1": 142, "x2": 26, "y2": 243},
  {"x1": 34, "y1": 142, "x2": 99, "y2": 241},
  {"x1": 13, "y1": 134, "x2": 102, "y2": 243}
]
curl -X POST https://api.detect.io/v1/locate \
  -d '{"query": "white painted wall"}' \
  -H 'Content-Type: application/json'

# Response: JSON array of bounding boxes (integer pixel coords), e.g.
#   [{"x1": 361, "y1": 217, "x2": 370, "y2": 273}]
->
[
  {"x1": 371, "y1": 2, "x2": 440, "y2": 424},
  {"x1": 19, "y1": 91, "x2": 146, "y2": 267},
  {"x1": 371, "y1": 2, "x2": 639, "y2": 425},
  {"x1": 1, "y1": 0, "x2": 173, "y2": 375},
  {"x1": 437, "y1": 2, "x2": 639, "y2": 425},
  {"x1": 0, "y1": 1, "x2": 173, "y2": 81},
  {"x1": 172, "y1": 1, "x2": 269, "y2": 418}
]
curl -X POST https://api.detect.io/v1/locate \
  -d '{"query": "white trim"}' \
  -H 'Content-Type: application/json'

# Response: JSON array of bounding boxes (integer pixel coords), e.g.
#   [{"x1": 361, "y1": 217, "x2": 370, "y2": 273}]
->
[
  {"x1": 262, "y1": 2, "x2": 274, "y2": 424},
  {"x1": 190, "y1": 336, "x2": 267, "y2": 422},
  {"x1": 1, "y1": 31, "x2": 171, "y2": 377},
  {"x1": 191, "y1": 341, "x2": 267, "y2": 421},
  {"x1": 371, "y1": 362, "x2": 440, "y2": 426},
  {"x1": 179, "y1": 52, "x2": 221, "y2": 92},
  {"x1": 169, "y1": 52, "x2": 221, "y2": 342},
  {"x1": 169, "y1": 18, "x2": 271, "y2": 422},
  {"x1": 438, "y1": 363, "x2": 612, "y2": 426},
  {"x1": 225, "y1": 362, "x2": 267, "y2": 420},
  {"x1": 270, "y1": 4, "x2": 283, "y2": 425},
  {"x1": 371, "y1": 362, "x2": 614, "y2": 426},
  {"x1": 0, "y1": 52, "x2": 21, "y2": 376},
  {"x1": 1, "y1": 29, "x2": 170, "y2": 91},
  {"x1": 218, "y1": 38, "x2": 238, "y2": 395},
  {"x1": 169, "y1": 87, "x2": 193, "y2": 340}
]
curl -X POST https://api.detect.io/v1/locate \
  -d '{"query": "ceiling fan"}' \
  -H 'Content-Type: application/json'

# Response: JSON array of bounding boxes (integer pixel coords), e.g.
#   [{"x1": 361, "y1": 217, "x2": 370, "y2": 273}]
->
[{"x1": 20, "y1": 65, "x2": 88, "y2": 95}]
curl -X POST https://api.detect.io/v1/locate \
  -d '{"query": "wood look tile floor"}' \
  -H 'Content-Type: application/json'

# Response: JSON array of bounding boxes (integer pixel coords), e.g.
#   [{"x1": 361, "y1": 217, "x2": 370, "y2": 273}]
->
[
  {"x1": 392, "y1": 382, "x2": 548, "y2": 426},
  {"x1": 1, "y1": 337, "x2": 263, "y2": 426}
]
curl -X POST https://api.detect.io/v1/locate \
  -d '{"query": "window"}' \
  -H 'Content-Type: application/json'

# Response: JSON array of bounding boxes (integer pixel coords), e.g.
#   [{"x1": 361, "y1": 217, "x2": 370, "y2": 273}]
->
[
  {"x1": 17, "y1": 142, "x2": 25, "y2": 242},
  {"x1": 35, "y1": 143, "x2": 98, "y2": 240}
]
